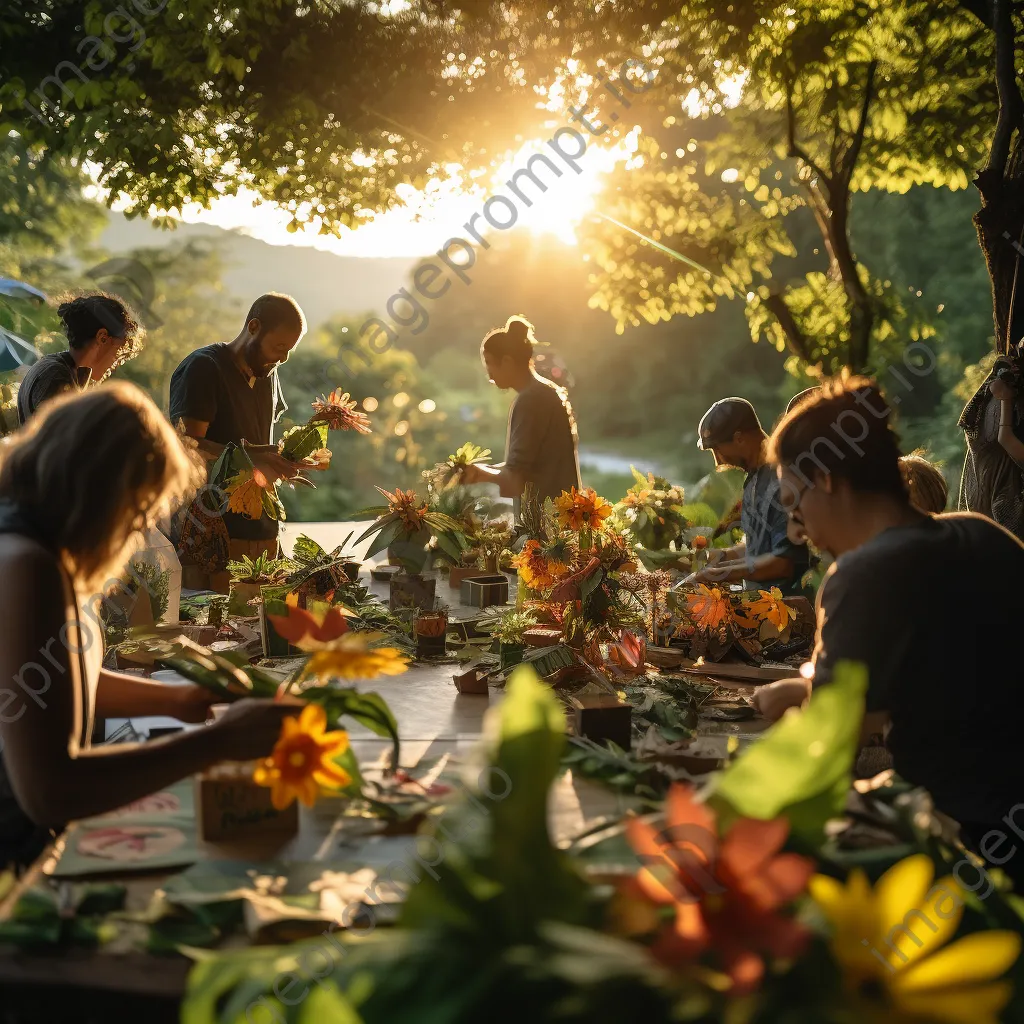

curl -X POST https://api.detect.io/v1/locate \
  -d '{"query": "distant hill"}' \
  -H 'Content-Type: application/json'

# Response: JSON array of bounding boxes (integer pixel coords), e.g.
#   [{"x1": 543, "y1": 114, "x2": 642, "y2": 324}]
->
[{"x1": 100, "y1": 213, "x2": 417, "y2": 326}]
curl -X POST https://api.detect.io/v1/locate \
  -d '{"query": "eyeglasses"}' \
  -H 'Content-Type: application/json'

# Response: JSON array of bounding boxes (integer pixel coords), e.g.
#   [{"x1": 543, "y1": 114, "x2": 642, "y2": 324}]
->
[{"x1": 784, "y1": 479, "x2": 811, "y2": 522}]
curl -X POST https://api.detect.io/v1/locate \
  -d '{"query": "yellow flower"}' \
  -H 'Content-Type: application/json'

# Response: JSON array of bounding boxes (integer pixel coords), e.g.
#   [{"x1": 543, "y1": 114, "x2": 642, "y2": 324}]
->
[
  {"x1": 554, "y1": 486, "x2": 614, "y2": 531},
  {"x1": 303, "y1": 632, "x2": 411, "y2": 681},
  {"x1": 253, "y1": 704, "x2": 351, "y2": 809},
  {"x1": 810, "y1": 854, "x2": 1021, "y2": 1024},
  {"x1": 734, "y1": 587, "x2": 797, "y2": 631}
]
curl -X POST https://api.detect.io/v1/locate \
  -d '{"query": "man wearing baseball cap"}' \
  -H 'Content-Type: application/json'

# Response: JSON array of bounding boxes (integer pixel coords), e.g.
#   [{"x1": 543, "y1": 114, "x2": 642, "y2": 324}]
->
[{"x1": 691, "y1": 397, "x2": 808, "y2": 594}]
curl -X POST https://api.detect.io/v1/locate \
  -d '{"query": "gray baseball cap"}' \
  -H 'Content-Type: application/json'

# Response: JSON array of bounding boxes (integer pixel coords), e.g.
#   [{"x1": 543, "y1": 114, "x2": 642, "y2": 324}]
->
[{"x1": 697, "y1": 397, "x2": 763, "y2": 450}]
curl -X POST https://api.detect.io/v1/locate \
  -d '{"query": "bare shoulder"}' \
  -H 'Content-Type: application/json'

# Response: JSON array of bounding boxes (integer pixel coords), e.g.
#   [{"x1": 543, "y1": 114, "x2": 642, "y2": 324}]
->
[{"x1": 0, "y1": 535, "x2": 63, "y2": 591}]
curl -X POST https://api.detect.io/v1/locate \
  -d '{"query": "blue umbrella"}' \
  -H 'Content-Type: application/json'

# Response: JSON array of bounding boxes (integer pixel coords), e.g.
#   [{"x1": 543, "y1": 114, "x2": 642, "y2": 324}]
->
[
  {"x1": 0, "y1": 277, "x2": 48, "y2": 370},
  {"x1": 0, "y1": 326, "x2": 43, "y2": 371}
]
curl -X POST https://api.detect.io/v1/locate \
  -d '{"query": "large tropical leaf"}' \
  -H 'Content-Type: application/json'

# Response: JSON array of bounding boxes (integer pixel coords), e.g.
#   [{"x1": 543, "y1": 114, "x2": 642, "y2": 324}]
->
[
  {"x1": 279, "y1": 422, "x2": 329, "y2": 461},
  {"x1": 706, "y1": 660, "x2": 868, "y2": 844}
]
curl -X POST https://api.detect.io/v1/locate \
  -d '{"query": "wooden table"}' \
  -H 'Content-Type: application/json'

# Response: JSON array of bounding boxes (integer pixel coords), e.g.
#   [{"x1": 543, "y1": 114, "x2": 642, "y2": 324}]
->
[{"x1": 0, "y1": 550, "x2": 768, "y2": 1018}]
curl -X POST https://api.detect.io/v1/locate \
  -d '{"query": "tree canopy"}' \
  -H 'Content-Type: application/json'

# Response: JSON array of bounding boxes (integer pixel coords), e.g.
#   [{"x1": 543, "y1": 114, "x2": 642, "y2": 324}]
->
[{"x1": 2, "y1": 0, "x2": 1021, "y2": 375}]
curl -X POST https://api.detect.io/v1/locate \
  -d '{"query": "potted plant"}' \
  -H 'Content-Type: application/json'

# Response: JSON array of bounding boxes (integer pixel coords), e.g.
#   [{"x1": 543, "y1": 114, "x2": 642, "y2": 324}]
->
[
  {"x1": 226, "y1": 553, "x2": 293, "y2": 616},
  {"x1": 413, "y1": 602, "x2": 449, "y2": 658},
  {"x1": 481, "y1": 608, "x2": 538, "y2": 670},
  {"x1": 354, "y1": 487, "x2": 466, "y2": 611}
]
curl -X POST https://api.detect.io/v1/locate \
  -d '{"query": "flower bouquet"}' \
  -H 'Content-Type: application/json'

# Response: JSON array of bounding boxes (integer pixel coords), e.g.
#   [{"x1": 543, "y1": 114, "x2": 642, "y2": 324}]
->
[
  {"x1": 428, "y1": 442, "x2": 492, "y2": 490},
  {"x1": 219, "y1": 388, "x2": 372, "y2": 523}
]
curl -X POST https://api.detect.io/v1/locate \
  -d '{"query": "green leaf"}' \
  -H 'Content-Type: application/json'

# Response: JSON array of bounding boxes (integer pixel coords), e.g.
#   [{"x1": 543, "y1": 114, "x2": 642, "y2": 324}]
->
[
  {"x1": 707, "y1": 661, "x2": 868, "y2": 843},
  {"x1": 678, "y1": 503, "x2": 720, "y2": 528},
  {"x1": 280, "y1": 422, "x2": 329, "y2": 460}
]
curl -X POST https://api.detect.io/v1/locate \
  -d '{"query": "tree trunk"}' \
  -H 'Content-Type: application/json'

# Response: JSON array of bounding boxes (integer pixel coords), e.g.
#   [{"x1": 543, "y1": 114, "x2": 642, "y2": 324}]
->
[
  {"x1": 975, "y1": 136, "x2": 1024, "y2": 352},
  {"x1": 830, "y1": 199, "x2": 874, "y2": 373}
]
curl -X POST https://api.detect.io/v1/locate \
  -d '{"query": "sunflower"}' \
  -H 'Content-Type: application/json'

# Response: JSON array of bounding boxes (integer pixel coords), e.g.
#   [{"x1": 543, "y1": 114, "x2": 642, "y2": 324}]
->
[
  {"x1": 303, "y1": 632, "x2": 411, "y2": 681},
  {"x1": 811, "y1": 854, "x2": 1021, "y2": 1024},
  {"x1": 684, "y1": 584, "x2": 732, "y2": 631},
  {"x1": 253, "y1": 704, "x2": 352, "y2": 809},
  {"x1": 734, "y1": 587, "x2": 796, "y2": 631},
  {"x1": 310, "y1": 389, "x2": 372, "y2": 433},
  {"x1": 513, "y1": 539, "x2": 556, "y2": 591},
  {"x1": 554, "y1": 486, "x2": 614, "y2": 531}
]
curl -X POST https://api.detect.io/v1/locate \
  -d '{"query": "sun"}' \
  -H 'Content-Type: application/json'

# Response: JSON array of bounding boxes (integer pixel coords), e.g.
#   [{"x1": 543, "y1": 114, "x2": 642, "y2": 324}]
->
[{"x1": 492, "y1": 134, "x2": 635, "y2": 246}]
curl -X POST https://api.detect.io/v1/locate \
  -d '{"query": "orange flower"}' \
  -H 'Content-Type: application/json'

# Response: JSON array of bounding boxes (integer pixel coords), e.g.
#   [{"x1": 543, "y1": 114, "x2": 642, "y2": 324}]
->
[
  {"x1": 692, "y1": 535, "x2": 708, "y2": 550},
  {"x1": 513, "y1": 539, "x2": 557, "y2": 591},
  {"x1": 685, "y1": 584, "x2": 732, "y2": 631},
  {"x1": 554, "y1": 487, "x2": 614, "y2": 531},
  {"x1": 253, "y1": 704, "x2": 352, "y2": 809},
  {"x1": 626, "y1": 784, "x2": 813, "y2": 993},
  {"x1": 378, "y1": 487, "x2": 428, "y2": 533},
  {"x1": 266, "y1": 602, "x2": 354, "y2": 650},
  {"x1": 734, "y1": 588, "x2": 797, "y2": 632},
  {"x1": 311, "y1": 389, "x2": 372, "y2": 433}
]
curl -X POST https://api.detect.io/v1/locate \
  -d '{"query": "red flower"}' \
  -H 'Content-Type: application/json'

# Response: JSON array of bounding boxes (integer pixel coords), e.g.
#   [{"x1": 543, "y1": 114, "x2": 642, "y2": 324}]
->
[
  {"x1": 266, "y1": 601, "x2": 352, "y2": 649},
  {"x1": 626, "y1": 784, "x2": 813, "y2": 993}
]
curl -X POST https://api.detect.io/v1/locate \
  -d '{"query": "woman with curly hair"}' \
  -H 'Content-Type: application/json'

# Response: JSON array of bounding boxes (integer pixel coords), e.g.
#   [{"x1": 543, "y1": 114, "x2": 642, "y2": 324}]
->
[{"x1": 17, "y1": 292, "x2": 145, "y2": 424}]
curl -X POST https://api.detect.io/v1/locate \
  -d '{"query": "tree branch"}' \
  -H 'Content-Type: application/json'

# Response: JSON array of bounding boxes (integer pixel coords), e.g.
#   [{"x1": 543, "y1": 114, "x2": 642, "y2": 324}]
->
[
  {"x1": 785, "y1": 72, "x2": 832, "y2": 196},
  {"x1": 839, "y1": 59, "x2": 878, "y2": 189},
  {"x1": 764, "y1": 292, "x2": 812, "y2": 363}
]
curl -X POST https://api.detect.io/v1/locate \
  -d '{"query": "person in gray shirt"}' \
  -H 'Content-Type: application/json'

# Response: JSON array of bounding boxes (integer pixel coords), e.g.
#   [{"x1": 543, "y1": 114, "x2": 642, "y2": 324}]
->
[
  {"x1": 461, "y1": 315, "x2": 580, "y2": 516},
  {"x1": 689, "y1": 396, "x2": 808, "y2": 594},
  {"x1": 17, "y1": 294, "x2": 144, "y2": 424}
]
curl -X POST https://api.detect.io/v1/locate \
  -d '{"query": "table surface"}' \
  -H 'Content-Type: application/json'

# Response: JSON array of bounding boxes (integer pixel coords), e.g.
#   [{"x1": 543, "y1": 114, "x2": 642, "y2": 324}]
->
[{"x1": 0, "y1": 526, "x2": 768, "y2": 1001}]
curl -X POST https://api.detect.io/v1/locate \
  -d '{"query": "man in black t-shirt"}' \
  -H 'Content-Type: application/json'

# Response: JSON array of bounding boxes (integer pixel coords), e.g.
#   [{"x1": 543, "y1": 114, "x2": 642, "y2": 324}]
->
[
  {"x1": 754, "y1": 376, "x2": 1024, "y2": 884},
  {"x1": 170, "y1": 294, "x2": 309, "y2": 591}
]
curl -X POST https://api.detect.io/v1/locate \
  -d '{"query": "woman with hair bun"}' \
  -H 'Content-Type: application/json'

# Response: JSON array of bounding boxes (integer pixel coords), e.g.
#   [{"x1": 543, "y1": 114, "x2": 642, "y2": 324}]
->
[
  {"x1": 461, "y1": 315, "x2": 581, "y2": 516},
  {"x1": 17, "y1": 292, "x2": 145, "y2": 424}
]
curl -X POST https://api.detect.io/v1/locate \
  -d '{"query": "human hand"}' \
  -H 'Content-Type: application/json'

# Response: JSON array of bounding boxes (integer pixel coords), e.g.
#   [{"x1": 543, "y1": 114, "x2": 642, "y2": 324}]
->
[
  {"x1": 168, "y1": 684, "x2": 220, "y2": 724},
  {"x1": 459, "y1": 464, "x2": 488, "y2": 485},
  {"x1": 751, "y1": 679, "x2": 812, "y2": 722},
  {"x1": 207, "y1": 698, "x2": 302, "y2": 762},
  {"x1": 990, "y1": 377, "x2": 1017, "y2": 402}
]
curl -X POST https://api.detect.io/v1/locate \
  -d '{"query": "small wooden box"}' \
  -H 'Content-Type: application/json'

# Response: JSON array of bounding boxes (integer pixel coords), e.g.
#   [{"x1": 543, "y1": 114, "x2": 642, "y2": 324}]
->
[
  {"x1": 523, "y1": 627, "x2": 562, "y2": 648},
  {"x1": 453, "y1": 667, "x2": 490, "y2": 694},
  {"x1": 448, "y1": 566, "x2": 482, "y2": 589},
  {"x1": 459, "y1": 574, "x2": 509, "y2": 608},
  {"x1": 571, "y1": 695, "x2": 632, "y2": 750},
  {"x1": 196, "y1": 769, "x2": 299, "y2": 842}
]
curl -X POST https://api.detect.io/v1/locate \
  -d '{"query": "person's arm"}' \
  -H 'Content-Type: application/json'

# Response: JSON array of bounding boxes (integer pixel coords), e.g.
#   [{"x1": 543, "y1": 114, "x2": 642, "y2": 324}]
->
[
  {"x1": 478, "y1": 386, "x2": 553, "y2": 499},
  {"x1": 460, "y1": 462, "x2": 526, "y2": 496},
  {"x1": 989, "y1": 379, "x2": 1024, "y2": 466},
  {"x1": 0, "y1": 545, "x2": 296, "y2": 827},
  {"x1": 178, "y1": 417, "x2": 302, "y2": 483},
  {"x1": 95, "y1": 670, "x2": 218, "y2": 724},
  {"x1": 695, "y1": 550, "x2": 794, "y2": 586}
]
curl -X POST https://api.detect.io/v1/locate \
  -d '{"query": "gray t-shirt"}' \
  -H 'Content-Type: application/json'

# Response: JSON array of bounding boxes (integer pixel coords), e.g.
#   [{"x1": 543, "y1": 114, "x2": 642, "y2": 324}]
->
[
  {"x1": 17, "y1": 351, "x2": 91, "y2": 424},
  {"x1": 739, "y1": 463, "x2": 808, "y2": 595},
  {"x1": 504, "y1": 376, "x2": 580, "y2": 516},
  {"x1": 812, "y1": 512, "x2": 1024, "y2": 824}
]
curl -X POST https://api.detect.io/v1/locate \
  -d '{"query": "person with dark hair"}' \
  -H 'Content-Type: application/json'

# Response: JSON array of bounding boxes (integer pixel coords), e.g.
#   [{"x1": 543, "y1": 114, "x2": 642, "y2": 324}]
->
[
  {"x1": 17, "y1": 292, "x2": 144, "y2": 424},
  {"x1": 688, "y1": 397, "x2": 808, "y2": 594},
  {"x1": 753, "y1": 376, "x2": 1024, "y2": 884},
  {"x1": 170, "y1": 293, "x2": 312, "y2": 590},
  {"x1": 461, "y1": 315, "x2": 580, "y2": 515},
  {"x1": 0, "y1": 383, "x2": 296, "y2": 868}
]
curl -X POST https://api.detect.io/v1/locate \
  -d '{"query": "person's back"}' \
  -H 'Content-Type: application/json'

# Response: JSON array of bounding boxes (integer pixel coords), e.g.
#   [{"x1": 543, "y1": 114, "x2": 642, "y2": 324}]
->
[
  {"x1": 507, "y1": 375, "x2": 580, "y2": 507},
  {"x1": 814, "y1": 512, "x2": 1024, "y2": 825}
]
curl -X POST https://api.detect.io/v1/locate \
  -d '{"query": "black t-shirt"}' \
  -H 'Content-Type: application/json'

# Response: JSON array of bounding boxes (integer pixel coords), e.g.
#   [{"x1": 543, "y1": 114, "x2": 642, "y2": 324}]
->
[
  {"x1": 812, "y1": 512, "x2": 1024, "y2": 823},
  {"x1": 17, "y1": 351, "x2": 90, "y2": 424},
  {"x1": 169, "y1": 344, "x2": 279, "y2": 541}
]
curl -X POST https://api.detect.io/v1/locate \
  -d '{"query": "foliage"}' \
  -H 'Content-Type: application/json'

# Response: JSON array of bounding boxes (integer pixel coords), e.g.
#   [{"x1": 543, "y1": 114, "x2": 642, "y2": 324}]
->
[
  {"x1": 429, "y1": 442, "x2": 493, "y2": 490},
  {"x1": 225, "y1": 553, "x2": 292, "y2": 585},
  {"x1": 124, "y1": 560, "x2": 170, "y2": 622},
  {"x1": 479, "y1": 608, "x2": 538, "y2": 645},
  {"x1": 707, "y1": 661, "x2": 868, "y2": 844}
]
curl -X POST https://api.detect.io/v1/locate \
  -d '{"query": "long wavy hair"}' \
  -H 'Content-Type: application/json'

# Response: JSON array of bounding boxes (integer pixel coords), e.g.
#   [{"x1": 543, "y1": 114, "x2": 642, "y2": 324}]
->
[{"x1": 0, "y1": 382, "x2": 202, "y2": 588}]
